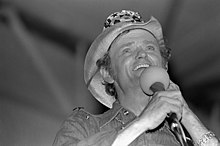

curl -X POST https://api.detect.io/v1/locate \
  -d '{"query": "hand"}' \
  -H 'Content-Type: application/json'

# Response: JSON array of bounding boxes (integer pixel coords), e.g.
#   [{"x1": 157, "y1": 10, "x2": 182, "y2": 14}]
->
[
  {"x1": 138, "y1": 80, "x2": 186, "y2": 131},
  {"x1": 168, "y1": 81, "x2": 219, "y2": 146},
  {"x1": 167, "y1": 81, "x2": 191, "y2": 119}
]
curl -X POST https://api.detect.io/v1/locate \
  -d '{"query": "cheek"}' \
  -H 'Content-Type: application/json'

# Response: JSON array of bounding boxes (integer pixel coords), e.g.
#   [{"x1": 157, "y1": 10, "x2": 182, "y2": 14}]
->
[
  {"x1": 157, "y1": 57, "x2": 163, "y2": 67},
  {"x1": 110, "y1": 58, "x2": 121, "y2": 79},
  {"x1": 113, "y1": 57, "x2": 131, "y2": 77},
  {"x1": 148, "y1": 53, "x2": 163, "y2": 66}
]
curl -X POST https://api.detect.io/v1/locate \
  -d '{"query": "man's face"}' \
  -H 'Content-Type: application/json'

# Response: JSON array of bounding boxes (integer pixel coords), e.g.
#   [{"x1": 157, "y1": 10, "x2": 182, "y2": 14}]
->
[{"x1": 109, "y1": 29, "x2": 163, "y2": 90}]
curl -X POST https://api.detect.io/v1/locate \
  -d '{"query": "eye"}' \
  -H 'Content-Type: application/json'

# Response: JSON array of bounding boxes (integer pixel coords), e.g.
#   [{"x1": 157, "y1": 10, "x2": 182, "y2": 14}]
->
[
  {"x1": 147, "y1": 45, "x2": 155, "y2": 51},
  {"x1": 122, "y1": 48, "x2": 131, "y2": 54}
]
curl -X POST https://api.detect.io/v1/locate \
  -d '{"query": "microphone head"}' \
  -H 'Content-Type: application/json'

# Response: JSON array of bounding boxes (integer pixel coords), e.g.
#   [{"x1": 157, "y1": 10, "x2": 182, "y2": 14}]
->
[{"x1": 140, "y1": 66, "x2": 170, "y2": 95}]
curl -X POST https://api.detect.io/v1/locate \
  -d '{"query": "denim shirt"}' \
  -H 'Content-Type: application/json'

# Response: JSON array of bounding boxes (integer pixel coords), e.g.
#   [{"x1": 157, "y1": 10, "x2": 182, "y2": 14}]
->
[{"x1": 53, "y1": 102, "x2": 191, "y2": 146}]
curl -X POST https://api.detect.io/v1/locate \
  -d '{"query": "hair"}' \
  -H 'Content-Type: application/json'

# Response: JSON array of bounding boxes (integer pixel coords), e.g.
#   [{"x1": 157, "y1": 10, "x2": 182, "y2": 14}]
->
[
  {"x1": 158, "y1": 37, "x2": 171, "y2": 66},
  {"x1": 96, "y1": 30, "x2": 171, "y2": 97},
  {"x1": 96, "y1": 53, "x2": 118, "y2": 98}
]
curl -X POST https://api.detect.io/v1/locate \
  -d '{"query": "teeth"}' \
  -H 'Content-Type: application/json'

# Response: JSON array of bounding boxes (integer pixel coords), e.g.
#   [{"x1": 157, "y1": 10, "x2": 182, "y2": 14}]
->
[{"x1": 134, "y1": 64, "x2": 150, "y2": 71}]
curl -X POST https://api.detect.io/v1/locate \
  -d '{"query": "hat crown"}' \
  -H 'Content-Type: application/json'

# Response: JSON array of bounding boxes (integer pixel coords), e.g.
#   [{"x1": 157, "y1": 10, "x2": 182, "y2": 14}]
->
[{"x1": 104, "y1": 10, "x2": 144, "y2": 30}]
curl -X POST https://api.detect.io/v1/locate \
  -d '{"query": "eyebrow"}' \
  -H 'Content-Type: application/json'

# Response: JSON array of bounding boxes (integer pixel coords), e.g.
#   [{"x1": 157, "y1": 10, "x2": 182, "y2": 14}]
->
[
  {"x1": 143, "y1": 40, "x2": 159, "y2": 46},
  {"x1": 119, "y1": 40, "x2": 158, "y2": 50},
  {"x1": 119, "y1": 42, "x2": 134, "y2": 49}
]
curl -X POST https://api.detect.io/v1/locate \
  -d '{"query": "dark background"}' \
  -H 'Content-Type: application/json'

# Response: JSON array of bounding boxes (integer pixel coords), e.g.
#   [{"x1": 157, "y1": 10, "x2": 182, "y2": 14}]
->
[{"x1": 0, "y1": 0, "x2": 219, "y2": 145}]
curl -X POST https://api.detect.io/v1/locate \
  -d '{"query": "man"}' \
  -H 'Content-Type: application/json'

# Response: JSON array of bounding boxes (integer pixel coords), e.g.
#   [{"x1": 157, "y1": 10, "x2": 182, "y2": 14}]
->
[{"x1": 53, "y1": 10, "x2": 219, "y2": 146}]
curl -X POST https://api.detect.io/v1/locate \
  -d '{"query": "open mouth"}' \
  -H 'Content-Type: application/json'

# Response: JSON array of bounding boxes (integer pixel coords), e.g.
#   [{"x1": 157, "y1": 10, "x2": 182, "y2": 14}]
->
[{"x1": 133, "y1": 64, "x2": 150, "y2": 71}]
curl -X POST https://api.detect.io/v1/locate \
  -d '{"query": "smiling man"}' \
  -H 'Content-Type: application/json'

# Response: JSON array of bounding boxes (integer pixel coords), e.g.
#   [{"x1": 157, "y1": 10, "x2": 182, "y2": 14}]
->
[
  {"x1": 53, "y1": 10, "x2": 219, "y2": 146},
  {"x1": 106, "y1": 29, "x2": 164, "y2": 117}
]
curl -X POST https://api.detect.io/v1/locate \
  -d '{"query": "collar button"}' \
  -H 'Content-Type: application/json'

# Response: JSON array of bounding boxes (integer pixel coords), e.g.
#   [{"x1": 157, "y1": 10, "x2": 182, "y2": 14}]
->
[{"x1": 124, "y1": 110, "x2": 129, "y2": 116}]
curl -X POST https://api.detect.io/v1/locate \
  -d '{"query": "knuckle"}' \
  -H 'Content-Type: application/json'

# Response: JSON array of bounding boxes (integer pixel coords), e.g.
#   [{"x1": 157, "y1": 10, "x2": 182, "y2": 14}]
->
[
  {"x1": 171, "y1": 105, "x2": 179, "y2": 113},
  {"x1": 176, "y1": 100, "x2": 182, "y2": 106},
  {"x1": 158, "y1": 97, "x2": 166, "y2": 105},
  {"x1": 155, "y1": 91, "x2": 163, "y2": 97},
  {"x1": 153, "y1": 93, "x2": 159, "y2": 99},
  {"x1": 162, "y1": 101, "x2": 169, "y2": 108}
]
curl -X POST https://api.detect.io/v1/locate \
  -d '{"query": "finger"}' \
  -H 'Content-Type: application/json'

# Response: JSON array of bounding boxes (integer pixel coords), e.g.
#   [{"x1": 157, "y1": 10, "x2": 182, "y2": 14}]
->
[
  {"x1": 154, "y1": 90, "x2": 182, "y2": 99},
  {"x1": 149, "y1": 95, "x2": 183, "y2": 111},
  {"x1": 152, "y1": 93, "x2": 184, "y2": 112},
  {"x1": 155, "y1": 91, "x2": 186, "y2": 107},
  {"x1": 161, "y1": 102, "x2": 183, "y2": 121},
  {"x1": 167, "y1": 80, "x2": 180, "y2": 91},
  {"x1": 157, "y1": 96, "x2": 183, "y2": 107}
]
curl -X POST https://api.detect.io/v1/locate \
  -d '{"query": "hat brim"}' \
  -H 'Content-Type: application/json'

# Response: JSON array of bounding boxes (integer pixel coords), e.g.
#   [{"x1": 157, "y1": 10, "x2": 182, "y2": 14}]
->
[{"x1": 84, "y1": 17, "x2": 164, "y2": 108}]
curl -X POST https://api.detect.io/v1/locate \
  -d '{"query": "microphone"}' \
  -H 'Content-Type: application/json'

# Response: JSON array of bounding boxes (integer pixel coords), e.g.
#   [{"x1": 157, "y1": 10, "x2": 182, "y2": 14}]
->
[
  {"x1": 139, "y1": 66, "x2": 188, "y2": 146},
  {"x1": 139, "y1": 66, "x2": 170, "y2": 95},
  {"x1": 139, "y1": 66, "x2": 178, "y2": 122},
  {"x1": 140, "y1": 68, "x2": 178, "y2": 122}
]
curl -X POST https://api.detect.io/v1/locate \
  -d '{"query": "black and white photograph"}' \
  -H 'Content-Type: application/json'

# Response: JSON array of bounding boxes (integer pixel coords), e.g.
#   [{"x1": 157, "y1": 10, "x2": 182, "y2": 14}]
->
[{"x1": 0, "y1": 0, "x2": 220, "y2": 145}]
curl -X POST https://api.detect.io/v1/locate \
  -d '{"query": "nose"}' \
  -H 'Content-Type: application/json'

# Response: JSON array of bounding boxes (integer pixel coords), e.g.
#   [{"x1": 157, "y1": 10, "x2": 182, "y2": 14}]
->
[{"x1": 135, "y1": 49, "x2": 147, "y2": 60}]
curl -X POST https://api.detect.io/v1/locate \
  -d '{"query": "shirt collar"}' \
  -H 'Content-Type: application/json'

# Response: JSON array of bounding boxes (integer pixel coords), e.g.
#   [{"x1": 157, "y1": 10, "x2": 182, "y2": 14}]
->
[{"x1": 99, "y1": 101, "x2": 135, "y2": 128}]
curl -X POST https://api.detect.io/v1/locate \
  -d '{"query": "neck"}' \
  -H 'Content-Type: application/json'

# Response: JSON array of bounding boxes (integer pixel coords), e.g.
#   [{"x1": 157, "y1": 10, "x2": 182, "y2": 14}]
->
[{"x1": 117, "y1": 87, "x2": 151, "y2": 116}]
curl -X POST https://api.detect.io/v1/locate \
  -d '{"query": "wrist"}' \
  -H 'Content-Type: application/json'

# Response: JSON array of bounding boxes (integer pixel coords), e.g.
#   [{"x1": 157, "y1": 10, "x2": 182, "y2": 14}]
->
[
  {"x1": 181, "y1": 106, "x2": 199, "y2": 128},
  {"x1": 112, "y1": 117, "x2": 148, "y2": 146},
  {"x1": 133, "y1": 116, "x2": 150, "y2": 133},
  {"x1": 181, "y1": 108, "x2": 207, "y2": 140},
  {"x1": 196, "y1": 131, "x2": 219, "y2": 146}
]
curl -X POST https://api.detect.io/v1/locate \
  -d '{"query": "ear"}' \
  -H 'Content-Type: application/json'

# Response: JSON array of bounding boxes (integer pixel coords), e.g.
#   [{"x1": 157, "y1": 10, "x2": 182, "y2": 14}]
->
[
  {"x1": 162, "y1": 60, "x2": 168, "y2": 71},
  {"x1": 100, "y1": 67, "x2": 114, "y2": 84},
  {"x1": 165, "y1": 62, "x2": 168, "y2": 71}
]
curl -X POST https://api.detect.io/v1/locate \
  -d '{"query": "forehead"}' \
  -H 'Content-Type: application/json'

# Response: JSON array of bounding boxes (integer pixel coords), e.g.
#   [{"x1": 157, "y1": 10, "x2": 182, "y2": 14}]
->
[
  {"x1": 109, "y1": 29, "x2": 158, "y2": 52},
  {"x1": 120, "y1": 29, "x2": 156, "y2": 40}
]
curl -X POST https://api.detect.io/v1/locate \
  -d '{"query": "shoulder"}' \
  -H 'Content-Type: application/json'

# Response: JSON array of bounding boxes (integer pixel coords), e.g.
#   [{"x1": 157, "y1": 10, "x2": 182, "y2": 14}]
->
[
  {"x1": 63, "y1": 106, "x2": 122, "y2": 131},
  {"x1": 56, "y1": 107, "x2": 101, "y2": 137},
  {"x1": 64, "y1": 107, "x2": 97, "y2": 123},
  {"x1": 69, "y1": 107, "x2": 92, "y2": 119},
  {"x1": 63, "y1": 107, "x2": 102, "y2": 129},
  {"x1": 69, "y1": 107, "x2": 110, "y2": 120},
  {"x1": 53, "y1": 108, "x2": 100, "y2": 145}
]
